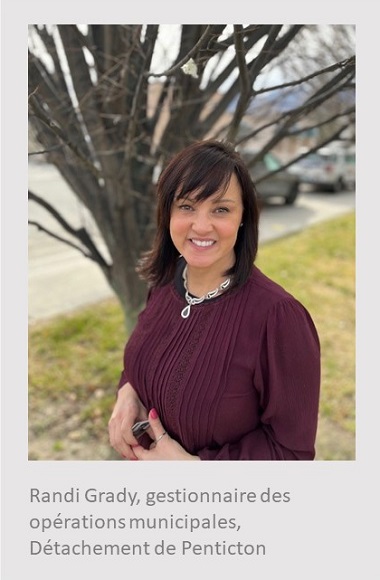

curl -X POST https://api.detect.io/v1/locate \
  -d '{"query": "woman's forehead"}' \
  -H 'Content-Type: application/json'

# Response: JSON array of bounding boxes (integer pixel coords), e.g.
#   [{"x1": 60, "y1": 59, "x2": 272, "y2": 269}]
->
[{"x1": 174, "y1": 172, "x2": 241, "y2": 201}]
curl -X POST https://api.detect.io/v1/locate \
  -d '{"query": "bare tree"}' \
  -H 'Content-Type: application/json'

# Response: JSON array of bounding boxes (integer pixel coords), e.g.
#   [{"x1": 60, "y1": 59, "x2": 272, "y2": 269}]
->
[{"x1": 28, "y1": 24, "x2": 355, "y2": 330}]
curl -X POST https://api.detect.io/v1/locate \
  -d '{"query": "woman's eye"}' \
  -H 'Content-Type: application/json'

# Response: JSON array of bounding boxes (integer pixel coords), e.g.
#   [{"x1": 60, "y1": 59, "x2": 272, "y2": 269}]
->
[
  {"x1": 178, "y1": 204, "x2": 193, "y2": 211},
  {"x1": 215, "y1": 207, "x2": 229, "y2": 213}
]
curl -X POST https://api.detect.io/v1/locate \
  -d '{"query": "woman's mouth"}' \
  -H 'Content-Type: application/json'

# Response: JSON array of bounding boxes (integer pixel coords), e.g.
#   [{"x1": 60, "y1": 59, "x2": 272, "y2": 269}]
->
[{"x1": 190, "y1": 239, "x2": 216, "y2": 248}]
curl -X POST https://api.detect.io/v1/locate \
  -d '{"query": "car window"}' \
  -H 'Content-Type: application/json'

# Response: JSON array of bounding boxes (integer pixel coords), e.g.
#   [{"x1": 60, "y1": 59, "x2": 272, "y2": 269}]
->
[
  {"x1": 345, "y1": 153, "x2": 355, "y2": 164},
  {"x1": 297, "y1": 153, "x2": 324, "y2": 167},
  {"x1": 320, "y1": 153, "x2": 338, "y2": 163}
]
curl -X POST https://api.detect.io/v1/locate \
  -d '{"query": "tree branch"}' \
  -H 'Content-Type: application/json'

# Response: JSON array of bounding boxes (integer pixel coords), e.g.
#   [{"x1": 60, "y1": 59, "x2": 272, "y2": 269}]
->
[
  {"x1": 253, "y1": 56, "x2": 355, "y2": 96},
  {"x1": 226, "y1": 26, "x2": 252, "y2": 141},
  {"x1": 28, "y1": 144, "x2": 64, "y2": 156},
  {"x1": 28, "y1": 94, "x2": 102, "y2": 179},
  {"x1": 147, "y1": 25, "x2": 212, "y2": 78},
  {"x1": 246, "y1": 122, "x2": 352, "y2": 183},
  {"x1": 29, "y1": 220, "x2": 94, "y2": 260},
  {"x1": 287, "y1": 106, "x2": 355, "y2": 137},
  {"x1": 28, "y1": 189, "x2": 110, "y2": 270},
  {"x1": 201, "y1": 26, "x2": 303, "y2": 134}
]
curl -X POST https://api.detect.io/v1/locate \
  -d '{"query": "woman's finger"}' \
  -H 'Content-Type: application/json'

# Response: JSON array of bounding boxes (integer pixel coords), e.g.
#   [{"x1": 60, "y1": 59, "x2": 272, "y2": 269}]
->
[
  {"x1": 109, "y1": 414, "x2": 137, "y2": 459},
  {"x1": 148, "y1": 408, "x2": 168, "y2": 445}
]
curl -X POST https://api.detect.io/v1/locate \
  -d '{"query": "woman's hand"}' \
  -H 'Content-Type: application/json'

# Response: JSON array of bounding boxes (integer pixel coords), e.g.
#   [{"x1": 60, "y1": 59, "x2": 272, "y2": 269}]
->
[
  {"x1": 108, "y1": 382, "x2": 149, "y2": 460},
  {"x1": 133, "y1": 409, "x2": 200, "y2": 461}
]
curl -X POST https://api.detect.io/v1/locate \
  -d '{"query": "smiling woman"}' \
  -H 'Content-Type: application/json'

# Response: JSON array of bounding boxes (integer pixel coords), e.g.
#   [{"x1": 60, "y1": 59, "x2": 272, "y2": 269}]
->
[
  {"x1": 169, "y1": 172, "x2": 243, "y2": 294},
  {"x1": 108, "y1": 139, "x2": 321, "y2": 461}
]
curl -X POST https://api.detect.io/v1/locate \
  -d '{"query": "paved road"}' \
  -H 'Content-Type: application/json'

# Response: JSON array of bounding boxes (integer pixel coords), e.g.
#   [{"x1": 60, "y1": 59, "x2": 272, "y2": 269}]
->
[{"x1": 28, "y1": 162, "x2": 355, "y2": 323}]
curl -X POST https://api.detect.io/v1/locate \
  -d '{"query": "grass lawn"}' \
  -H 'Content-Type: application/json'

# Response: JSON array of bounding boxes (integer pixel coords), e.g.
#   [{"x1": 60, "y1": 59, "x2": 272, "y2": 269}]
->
[{"x1": 28, "y1": 212, "x2": 355, "y2": 460}]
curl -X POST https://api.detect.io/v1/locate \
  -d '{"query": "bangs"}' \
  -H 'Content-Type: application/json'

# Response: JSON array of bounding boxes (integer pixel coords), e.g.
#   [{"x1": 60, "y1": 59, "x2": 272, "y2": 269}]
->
[{"x1": 175, "y1": 154, "x2": 234, "y2": 202}]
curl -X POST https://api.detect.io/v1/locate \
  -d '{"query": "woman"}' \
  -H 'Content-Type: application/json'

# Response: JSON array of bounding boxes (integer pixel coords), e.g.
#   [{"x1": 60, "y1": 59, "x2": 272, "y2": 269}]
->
[{"x1": 108, "y1": 139, "x2": 320, "y2": 460}]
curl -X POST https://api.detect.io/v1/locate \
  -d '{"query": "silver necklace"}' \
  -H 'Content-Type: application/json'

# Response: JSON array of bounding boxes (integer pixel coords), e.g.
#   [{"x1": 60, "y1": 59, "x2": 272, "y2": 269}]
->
[{"x1": 181, "y1": 265, "x2": 231, "y2": 319}]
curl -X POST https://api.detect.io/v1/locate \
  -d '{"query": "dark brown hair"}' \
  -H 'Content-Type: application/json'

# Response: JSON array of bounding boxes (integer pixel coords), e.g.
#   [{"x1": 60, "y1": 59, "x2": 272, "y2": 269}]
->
[{"x1": 137, "y1": 139, "x2": 260, "y2": 288}]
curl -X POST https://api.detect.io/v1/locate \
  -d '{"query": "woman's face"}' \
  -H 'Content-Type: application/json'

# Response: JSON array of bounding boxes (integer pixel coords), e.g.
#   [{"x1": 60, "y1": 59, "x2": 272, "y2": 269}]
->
[{"x1": 169, "y1": 172, "x2": 244, "y2": 274}]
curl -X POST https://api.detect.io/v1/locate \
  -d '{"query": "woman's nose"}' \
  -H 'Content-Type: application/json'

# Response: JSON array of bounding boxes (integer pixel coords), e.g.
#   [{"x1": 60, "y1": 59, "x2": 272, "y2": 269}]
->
[{"x1": 191, "y1": 210, "x2": 213, "y2": 233}]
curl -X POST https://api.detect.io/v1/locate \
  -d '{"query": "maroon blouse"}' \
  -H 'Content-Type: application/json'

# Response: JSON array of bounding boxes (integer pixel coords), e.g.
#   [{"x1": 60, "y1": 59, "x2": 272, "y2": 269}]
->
[{"x1": 118, "y1": 265, "x2": 320, "y2": 460}]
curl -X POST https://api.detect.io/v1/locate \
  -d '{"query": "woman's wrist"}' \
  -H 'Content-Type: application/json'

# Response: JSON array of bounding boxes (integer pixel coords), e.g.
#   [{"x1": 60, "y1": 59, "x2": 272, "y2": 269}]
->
[{"x1": 118, "y1": 381, "x2": 137, "y2": 400}]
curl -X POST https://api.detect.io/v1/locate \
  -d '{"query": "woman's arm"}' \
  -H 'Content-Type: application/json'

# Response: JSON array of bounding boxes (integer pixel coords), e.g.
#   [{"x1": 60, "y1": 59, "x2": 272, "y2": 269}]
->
[{"x1": 197, "y1": 300, "x2": 321, "y2": 461}]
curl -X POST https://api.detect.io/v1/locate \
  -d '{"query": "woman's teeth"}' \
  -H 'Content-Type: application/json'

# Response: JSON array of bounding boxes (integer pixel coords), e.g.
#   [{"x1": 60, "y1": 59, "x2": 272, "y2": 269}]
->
[{"x1": 191, "y1": 239, "x2": 214, "y2": 247}]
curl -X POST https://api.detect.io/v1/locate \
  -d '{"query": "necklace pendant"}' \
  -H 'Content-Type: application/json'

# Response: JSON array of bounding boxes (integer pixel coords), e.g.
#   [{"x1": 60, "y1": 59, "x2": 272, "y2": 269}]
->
[{"x1": 181, "y1": 304, "x2": 191, "y2": 319}]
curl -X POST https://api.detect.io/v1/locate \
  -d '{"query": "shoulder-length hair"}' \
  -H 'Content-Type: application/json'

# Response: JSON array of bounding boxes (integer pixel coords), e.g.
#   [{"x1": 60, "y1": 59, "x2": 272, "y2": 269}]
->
[{"x1": 137, "y1": 139, "x2": 260, "y2": 288}]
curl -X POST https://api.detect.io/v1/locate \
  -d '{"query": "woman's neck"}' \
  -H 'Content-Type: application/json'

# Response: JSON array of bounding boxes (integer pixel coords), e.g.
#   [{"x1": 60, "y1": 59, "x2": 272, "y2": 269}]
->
[{"x1": 185, "y1": 263, "x2": 233, "y2": 298}]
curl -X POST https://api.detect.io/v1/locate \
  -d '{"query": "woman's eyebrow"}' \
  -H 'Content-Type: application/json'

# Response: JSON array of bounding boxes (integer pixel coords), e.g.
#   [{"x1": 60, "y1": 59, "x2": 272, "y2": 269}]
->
[{"x1": 211, "y1": 197, "x2": 236, "y2": 204}]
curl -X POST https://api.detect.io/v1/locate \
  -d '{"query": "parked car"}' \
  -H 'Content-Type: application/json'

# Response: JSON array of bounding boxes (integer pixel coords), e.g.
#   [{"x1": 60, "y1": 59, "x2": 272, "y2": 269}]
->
[
  {"x1": 288, "y1": 145, "x2": 356, "y2": 192},
  {"x1": 240, "y1": 149, "x2": 300, "y2": 205}
]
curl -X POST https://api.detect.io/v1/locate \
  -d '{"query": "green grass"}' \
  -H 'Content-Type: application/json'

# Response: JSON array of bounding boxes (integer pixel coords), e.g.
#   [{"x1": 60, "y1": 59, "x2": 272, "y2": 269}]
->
[{"x1": 28, "y1": 212, "x2": 355, "y2": 460}]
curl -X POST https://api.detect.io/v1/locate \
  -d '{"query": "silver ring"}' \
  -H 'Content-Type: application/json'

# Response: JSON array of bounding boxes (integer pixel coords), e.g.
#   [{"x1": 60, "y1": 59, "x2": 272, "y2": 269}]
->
[{"x1": 155, "y1": 431, "x2": 167, "y2": 444}]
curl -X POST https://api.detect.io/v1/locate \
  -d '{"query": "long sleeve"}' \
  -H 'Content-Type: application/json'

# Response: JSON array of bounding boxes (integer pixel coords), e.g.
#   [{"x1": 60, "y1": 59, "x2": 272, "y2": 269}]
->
[{"x1": 197, "y1": 299, "x2": 321, "y2": 460}]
